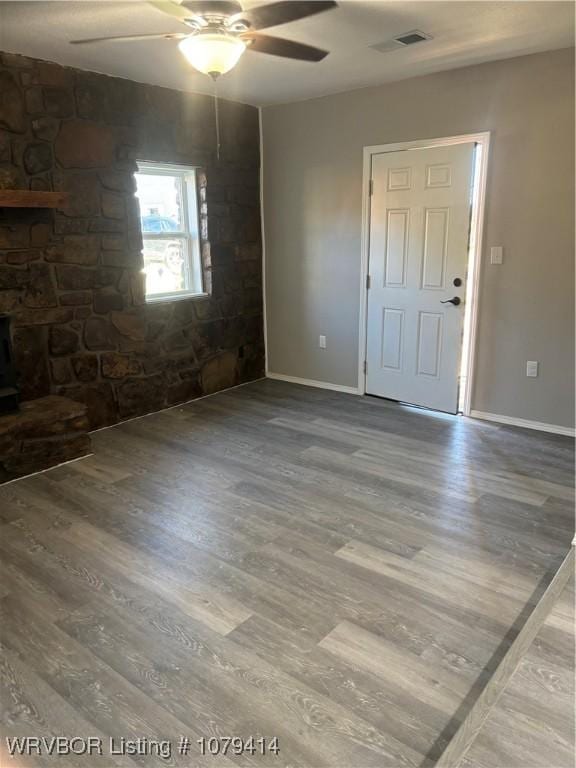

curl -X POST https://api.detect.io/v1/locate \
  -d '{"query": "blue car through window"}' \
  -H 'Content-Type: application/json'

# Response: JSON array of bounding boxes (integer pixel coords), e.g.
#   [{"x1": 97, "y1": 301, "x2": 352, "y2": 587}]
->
[{"x1": 141, "y1": 215, "x2": 180, "y2": 233}]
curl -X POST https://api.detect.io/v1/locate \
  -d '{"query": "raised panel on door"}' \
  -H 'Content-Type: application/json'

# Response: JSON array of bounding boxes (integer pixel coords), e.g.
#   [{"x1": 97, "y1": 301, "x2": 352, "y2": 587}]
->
[
  {"x1": 380, "y1": 308, "x2": 404, "y2": 371},
  {"x1": 384, "y1": 209, "x2": 409, "y2": 288},
  {"x1": 421, "y1": 208, "x2": 449, "y2": 290},
  {"x1": 425, "y1": 163, "x2": 452, "y2": 188},
  {"x1": 387, "y1": 167, "x2": 411, "y2": 191},
  {"x1": 416, "y1": 312, "x2": 443, "y2": 378}
]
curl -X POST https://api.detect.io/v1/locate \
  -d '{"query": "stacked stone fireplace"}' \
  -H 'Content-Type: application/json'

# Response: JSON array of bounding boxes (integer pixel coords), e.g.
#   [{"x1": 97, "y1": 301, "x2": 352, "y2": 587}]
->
[{"x1": 0, "y1": 51, "x2": 264, "y2": 478}]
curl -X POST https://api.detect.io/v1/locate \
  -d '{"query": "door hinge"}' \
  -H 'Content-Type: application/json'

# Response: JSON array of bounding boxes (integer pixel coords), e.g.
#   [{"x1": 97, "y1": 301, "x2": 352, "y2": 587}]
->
[
  {"x1": 363, "y1": 360, "x2": 367, "y2": 375},
  {"x1": 368, "y1": 179, "x2": 374, "y2": 196},
  {"x1": 366, "y1": 274, "x2": 371, "y2": 290}
]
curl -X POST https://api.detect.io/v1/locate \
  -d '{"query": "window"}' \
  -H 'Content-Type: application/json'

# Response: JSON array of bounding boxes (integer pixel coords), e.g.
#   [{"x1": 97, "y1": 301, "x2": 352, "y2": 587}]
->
[{"x1": 135, "y1": 162, "x2": 204, "y2": 302}]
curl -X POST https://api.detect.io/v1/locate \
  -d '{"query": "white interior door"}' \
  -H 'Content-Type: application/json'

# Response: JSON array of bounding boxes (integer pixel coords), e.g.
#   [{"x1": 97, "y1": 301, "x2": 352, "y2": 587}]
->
[{"x1": 365, "y1": 143, "x2": 475, "y2": 413}]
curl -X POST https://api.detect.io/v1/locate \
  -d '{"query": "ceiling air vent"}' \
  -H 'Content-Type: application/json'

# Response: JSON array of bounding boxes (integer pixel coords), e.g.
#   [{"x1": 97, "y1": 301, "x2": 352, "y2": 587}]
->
[
  {"x1": 370, "y1": 30, "x2": 432, "y2": 54},
  {"x1": 395, "y1": 30, "x2": 431, "y2": 46}
]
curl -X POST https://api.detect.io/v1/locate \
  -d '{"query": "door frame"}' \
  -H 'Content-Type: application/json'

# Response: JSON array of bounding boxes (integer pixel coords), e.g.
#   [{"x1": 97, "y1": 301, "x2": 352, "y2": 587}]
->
[{"x1": 358, "y1": 132, "x2": 491, "y2": 415}]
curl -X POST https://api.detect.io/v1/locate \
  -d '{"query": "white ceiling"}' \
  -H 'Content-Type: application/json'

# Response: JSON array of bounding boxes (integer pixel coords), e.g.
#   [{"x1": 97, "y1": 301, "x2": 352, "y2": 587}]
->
[{"x1": 0, "y1": 1, "x2": 573, "y2": 106}]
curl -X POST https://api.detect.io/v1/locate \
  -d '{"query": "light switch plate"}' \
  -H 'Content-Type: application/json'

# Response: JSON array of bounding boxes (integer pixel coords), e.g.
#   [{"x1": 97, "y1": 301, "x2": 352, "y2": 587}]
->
[
  {"x1": 490, "y1": 246, "x2": 503, "y2": 264},
  {"x1": 319, "y1": 335, "x2": 327, "y2": 349},
  {"x1": 526, "y1": 361, "x2": 539, "y2": 377}
]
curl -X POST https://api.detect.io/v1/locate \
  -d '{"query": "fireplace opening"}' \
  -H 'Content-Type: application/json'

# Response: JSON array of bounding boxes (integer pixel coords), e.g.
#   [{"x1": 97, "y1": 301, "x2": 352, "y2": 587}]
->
[{"x1": 0, "y1": 315, "x2": 19, "y2": 414}]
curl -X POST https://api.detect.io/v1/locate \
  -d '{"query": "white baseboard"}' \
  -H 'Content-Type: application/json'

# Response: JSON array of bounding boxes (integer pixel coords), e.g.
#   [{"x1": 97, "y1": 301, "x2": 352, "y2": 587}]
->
[
  {"x1": 470, "y1": 410, "x2": 575, "y2": 437},
  {"x1": 1, "y1": 453, "x2": 94, "y2": 486},
  {"x1": 266, "y1": 371, "x2": 360, "y2": 396}
]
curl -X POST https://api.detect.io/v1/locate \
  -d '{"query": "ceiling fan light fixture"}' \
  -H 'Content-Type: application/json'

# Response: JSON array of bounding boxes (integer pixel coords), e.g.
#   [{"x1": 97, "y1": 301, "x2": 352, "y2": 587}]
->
[{"x1": 178, "y1": 32, "x2": 246, "y2": 77}]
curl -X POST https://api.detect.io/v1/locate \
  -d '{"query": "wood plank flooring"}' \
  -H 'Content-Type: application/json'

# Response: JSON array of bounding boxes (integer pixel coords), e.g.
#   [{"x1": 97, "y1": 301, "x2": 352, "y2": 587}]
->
[
  {"x1": 437, "y1": 546, "x2": 574, "y2": 768},
  {"x1": 0, "y1": 379, "x2": 574, "y2": 767},
  {"x1": 461, "y1": 579, "x2": 575, "y2": 768}
]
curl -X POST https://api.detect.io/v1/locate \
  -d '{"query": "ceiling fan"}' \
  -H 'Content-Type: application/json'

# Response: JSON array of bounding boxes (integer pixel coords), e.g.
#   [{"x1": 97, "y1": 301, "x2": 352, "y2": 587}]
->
[{"x1": 70, "y1": 1, "x2": 338, "y2": 79}]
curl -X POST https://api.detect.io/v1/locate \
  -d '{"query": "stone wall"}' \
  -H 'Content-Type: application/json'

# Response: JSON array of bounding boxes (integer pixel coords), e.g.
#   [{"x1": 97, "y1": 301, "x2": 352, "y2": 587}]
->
[
  {"x1": 0, "y1": 395, "x2": 91, "y2": 481},
  {"x1": 0, "y1": 51, "x2": 264, "y2": 429}
]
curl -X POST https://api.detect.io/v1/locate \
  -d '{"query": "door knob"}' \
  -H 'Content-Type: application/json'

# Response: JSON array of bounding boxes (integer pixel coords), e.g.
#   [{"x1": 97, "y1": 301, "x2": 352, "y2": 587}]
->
[{"x1": 441, "y1": 297, "x2": 461, "y2": 306}]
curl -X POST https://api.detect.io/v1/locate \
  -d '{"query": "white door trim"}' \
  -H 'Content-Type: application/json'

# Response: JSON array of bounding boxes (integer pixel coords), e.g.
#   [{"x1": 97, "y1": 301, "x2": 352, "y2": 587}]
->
[
  {"x1": 259, "y1": 106, "x2": 270, "y2": 376},
  {"x1": 359, "y1": 132, "x2": 491, "y2": 414}
]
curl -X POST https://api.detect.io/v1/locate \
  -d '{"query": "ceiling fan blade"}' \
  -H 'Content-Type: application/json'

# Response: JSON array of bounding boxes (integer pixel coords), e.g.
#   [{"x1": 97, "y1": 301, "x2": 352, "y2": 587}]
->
[
  {"x1": 70, "y1": 32, "x2": 187, "y2": 45},
  {"x1": 242, "y1": 33, "x2": 328, "y2": 61},
  {"x1": 232, "y1": 1, "x2": 336, "y2": 31},
  {"x1": 147, "y1": 1, "x2": 193, "y2": 21}
]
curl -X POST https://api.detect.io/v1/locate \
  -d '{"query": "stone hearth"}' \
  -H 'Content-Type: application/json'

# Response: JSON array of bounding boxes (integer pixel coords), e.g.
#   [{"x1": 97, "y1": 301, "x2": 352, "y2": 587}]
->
[{"x1": 0, "y1": 395, "x2": 91, "y2": 481}]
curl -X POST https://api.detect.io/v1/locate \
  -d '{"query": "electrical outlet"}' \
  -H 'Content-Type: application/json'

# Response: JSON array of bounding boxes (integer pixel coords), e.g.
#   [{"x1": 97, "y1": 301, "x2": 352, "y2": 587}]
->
[
  {"x1": 490, "y1": 246, "x2": 503, "y2": 264},
  {"x1": 526, "y1": 361, "x2": 539, "y2": 377},
  {"x1": 319, "y1": 335, "x2": 327, "y2": 349}
]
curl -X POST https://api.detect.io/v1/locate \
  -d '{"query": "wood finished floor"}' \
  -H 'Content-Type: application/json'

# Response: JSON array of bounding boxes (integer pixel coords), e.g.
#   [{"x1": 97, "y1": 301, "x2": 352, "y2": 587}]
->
[
  {"x1": 461, "y1": 580, "x2": 575, "y2": 768},
  {"x1": 0, "y1": 379, "x2": 574, "y2": 767}
]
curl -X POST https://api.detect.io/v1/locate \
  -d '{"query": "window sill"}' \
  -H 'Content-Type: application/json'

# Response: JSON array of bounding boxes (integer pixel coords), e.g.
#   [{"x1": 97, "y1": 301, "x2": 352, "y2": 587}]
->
[{"x1": 145, "y1": 292, "x2": 209, "y2": 304}]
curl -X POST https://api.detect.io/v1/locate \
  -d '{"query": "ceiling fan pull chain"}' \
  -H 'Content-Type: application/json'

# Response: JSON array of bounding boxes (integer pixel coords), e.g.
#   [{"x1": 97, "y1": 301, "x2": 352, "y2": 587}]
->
[{"x1": 212, "y1": 76, "x2": 221, "y2": 162}]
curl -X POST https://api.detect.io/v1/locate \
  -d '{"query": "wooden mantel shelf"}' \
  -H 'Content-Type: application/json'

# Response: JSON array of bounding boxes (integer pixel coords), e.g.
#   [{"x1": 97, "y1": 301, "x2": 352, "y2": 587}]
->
[{"x1": 0, "y1": 190, "x2": 68, "y2": 209}]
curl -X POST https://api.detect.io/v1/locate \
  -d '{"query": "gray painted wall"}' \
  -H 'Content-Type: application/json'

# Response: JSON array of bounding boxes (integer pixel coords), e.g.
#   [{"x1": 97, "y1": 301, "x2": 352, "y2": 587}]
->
[{"x1": 262, "y1": 47, "x2": 575, "y2": 429}]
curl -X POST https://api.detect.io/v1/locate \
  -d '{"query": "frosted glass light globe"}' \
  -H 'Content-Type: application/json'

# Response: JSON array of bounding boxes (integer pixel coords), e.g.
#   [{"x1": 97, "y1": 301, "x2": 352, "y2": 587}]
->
[{"x1": 179, "y1": 33, "x2": 246, "y2": 77}]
